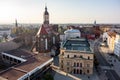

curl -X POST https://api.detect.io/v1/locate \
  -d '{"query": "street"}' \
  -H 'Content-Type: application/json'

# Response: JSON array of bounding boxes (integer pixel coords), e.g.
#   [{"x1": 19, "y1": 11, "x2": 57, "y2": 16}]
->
[{"x1": 94, "y1": 39, "x2": 120, "y2": 80}]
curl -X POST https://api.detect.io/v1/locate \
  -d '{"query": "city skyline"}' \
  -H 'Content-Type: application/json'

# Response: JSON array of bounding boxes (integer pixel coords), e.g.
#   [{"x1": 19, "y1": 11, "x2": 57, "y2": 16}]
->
[{"x1": 0, "y1": 0, "x2": 120, "y2": 24}]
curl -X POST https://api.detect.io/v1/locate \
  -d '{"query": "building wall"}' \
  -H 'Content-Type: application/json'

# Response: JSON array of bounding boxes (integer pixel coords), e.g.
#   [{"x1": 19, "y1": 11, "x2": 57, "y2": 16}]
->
[
  {"x1": 107, "y1": 35, "x2": 116, "y2": 53},
  {"x1": 36, "y1": 34, "x2": 52, "y2": 53},
  {"x1": 59, "y1": 49, "x2": 94, "y2": 75},
  {"x1": 64, "y1": 29, "x2": 81, "y2": 40},
  {"x1": 114, "y1": 34, "x2": 120, "y2": 57},
  {"x1": 102, "y1": 32, "x2": 108, "y2": 42},
  {"x1": 0, "y1": 29, "x2": 11, "y2": 36}
]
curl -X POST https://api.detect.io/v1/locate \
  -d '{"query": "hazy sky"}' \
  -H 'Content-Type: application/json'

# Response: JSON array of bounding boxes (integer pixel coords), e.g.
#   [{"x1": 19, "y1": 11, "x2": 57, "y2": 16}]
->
[{"x1": 0, "y1": 0, "x2": 120, "y2": 24}]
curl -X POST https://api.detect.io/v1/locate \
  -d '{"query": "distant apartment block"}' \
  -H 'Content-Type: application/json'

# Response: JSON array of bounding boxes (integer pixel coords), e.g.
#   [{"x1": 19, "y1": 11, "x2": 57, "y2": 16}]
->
[
  {"x1": 107, "y1": 31, "x2": 116, "y2": 53},
  {"x1": 0, "y1": 28, "x2": 11, "y2": 40},
  {"x1": 114, "y1": 33, "x2": 120, "y2": 57}
]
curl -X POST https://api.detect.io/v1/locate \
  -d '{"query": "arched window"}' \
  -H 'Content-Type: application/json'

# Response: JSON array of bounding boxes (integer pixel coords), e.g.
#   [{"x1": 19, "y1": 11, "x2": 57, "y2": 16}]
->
[
  {"x1": 74, "y1": 62, "x2": 76, "y2": 67},
  {"x1": 80, "y1": 70, "x2": 82, "y2": 74},
  {"x1": 77, "y1": 63, "x2": 79, "y2": 67},
  {"x1": 77, "y1": 69, "x2": 79, "y2": 74},
  {"x1": 80, "y1": 63, "x2": 82, "y2": 67},
  {"x1": 74, "y1": 69, "x2": 76, "y2": 74}
]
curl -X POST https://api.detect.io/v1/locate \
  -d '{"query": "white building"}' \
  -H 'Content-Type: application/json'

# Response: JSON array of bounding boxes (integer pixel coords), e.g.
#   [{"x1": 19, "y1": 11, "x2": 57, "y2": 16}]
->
[
  {"x1": 0, "y1": 29, "x2": 11, "y2": 36},
  {"x1": 0, "y1": 28, "x2": 11, "y2": 40},
  {"x1": 102, "y1": 32, "x2": 108, "y2": 42},
  {"x1": 64, "y1": 28, "x2": 81, "y2": 40},
  {"x1": 114, "y1": 33, "x2": 120, "y2": 57}
]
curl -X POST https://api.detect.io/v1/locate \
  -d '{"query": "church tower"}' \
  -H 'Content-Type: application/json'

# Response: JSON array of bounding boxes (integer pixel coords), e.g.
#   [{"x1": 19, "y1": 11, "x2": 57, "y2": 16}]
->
[
  {"x1": 15, "y1": 19, "x2": 18, "y2": 27},
  {"x1": 15, "y1": 19, "x2": 19, "y2": 35},
  {"x1": 43, "y1": 6, "x2": 49, "y2": 24}
]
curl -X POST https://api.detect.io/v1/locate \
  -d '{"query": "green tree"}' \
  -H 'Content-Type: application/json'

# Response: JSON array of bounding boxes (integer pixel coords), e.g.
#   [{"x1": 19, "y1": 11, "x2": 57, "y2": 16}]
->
[{"x1": 43, "y1": 73, "x2": 54, "y2": 80}]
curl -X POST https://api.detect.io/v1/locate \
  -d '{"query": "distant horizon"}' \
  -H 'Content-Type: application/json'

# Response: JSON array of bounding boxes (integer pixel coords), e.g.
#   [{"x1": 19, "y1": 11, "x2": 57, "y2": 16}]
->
[
  {"x1": 0, "y1": 22, "x2": 120, "y2": 25},
  {"x1": 0, "y1": 0, "x2": 120, "y2": 24}
]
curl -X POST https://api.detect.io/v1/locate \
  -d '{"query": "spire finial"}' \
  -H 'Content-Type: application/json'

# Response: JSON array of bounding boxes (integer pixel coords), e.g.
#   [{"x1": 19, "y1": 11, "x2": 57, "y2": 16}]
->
[
  {"x1": 45, "y1": 3, "x2": 47, "y2": 11},
  {"x1": 94, "y1": 20, "x2": 96, "y2": 25}
]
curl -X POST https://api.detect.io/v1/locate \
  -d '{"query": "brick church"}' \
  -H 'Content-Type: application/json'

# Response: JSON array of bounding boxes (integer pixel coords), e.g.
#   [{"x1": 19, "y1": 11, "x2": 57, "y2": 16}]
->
[{"x1": 32, "y1": 6, "x2": 59, "y2": 53}]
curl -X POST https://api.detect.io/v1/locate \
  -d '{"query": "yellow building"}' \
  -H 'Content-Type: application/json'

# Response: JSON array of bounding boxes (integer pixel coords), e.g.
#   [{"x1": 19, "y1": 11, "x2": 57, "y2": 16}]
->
[
  {"x1": 107, "y1": 31, "x2": 116, "y2": 53},
  {"x1": 59, "y1": 38, "x2": 94, "y2": 75}
]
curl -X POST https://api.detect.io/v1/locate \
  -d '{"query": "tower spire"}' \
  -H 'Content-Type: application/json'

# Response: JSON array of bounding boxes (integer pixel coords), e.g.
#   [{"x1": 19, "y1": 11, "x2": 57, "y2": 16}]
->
[
  {"x1": 94, "y1": 20, "x2": 96, "y2": 25},
  {"x1": 45, "y1": 3, "x2": 47, "y2": 11},
  {"x1": 43, "y1": 4, "x2": 49, "y2": 24},
  {"x1": 15, "y1": 19, "x2": 18, "y2": 27}
]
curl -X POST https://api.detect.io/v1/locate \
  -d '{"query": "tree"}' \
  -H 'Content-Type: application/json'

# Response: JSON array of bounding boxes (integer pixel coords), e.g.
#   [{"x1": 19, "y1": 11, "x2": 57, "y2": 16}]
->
[
  {"x1": 43, "y1": 73, "x2": 54, "y2": 80},
  {"x1": 3, "y1": 33, "x2": 8, "y2": 41}
]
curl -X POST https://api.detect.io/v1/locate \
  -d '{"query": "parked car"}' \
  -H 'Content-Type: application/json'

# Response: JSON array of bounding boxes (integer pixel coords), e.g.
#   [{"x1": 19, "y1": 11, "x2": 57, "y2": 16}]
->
[{"x1": 100, "y1": 42, "x2": 106, "y2": 47}]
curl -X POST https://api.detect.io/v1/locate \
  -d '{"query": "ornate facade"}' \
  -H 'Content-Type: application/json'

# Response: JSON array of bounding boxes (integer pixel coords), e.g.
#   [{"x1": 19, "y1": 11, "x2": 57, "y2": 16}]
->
[{"x1": 59, "y1": 28, "x2": 94, "y2": 75}]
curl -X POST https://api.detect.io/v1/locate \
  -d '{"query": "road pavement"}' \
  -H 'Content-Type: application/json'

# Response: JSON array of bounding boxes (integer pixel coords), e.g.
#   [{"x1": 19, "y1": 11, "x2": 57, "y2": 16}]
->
[{"x1": 94, "y1": 39, "x2": 120, "y2": 80}]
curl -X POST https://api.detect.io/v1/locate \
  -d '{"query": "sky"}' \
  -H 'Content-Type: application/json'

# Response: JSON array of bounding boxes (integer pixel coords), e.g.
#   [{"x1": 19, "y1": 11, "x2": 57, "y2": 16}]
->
[{"x1": 0, "y1": 0, "x2": 120, "y2": 24}]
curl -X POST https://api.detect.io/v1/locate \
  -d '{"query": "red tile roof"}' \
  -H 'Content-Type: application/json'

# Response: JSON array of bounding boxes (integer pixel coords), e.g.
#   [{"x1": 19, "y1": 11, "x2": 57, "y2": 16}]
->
[
  {"x1": 37, "y1": 25, "x2": 48, "y2": 35},
  {"x1": 37, "y1": 24, "x2": 52, "y2": 36},
  {"x1": 107, "y1": 31, "x2": 116, "y2": 37}
]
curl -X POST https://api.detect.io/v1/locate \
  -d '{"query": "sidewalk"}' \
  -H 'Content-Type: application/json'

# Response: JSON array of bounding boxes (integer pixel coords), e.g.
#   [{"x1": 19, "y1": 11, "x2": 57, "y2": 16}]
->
[
  {"x1": 99, "y1": 46, "x2": 120, "y2": 78},
  {"x1": 52, "y1": 65, "x2": 99, "y2": 80}
]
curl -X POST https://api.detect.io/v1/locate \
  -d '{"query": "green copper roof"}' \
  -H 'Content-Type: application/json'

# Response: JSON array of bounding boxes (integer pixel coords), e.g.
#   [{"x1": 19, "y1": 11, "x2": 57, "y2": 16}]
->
[{"x1": 63, "y1": 38, "x2": 91, "y2": 52}]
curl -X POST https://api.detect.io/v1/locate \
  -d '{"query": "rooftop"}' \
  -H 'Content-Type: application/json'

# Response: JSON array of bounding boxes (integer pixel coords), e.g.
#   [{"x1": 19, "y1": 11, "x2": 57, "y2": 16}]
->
[
  {"x1": 64, "y1": 29, "x2": 80, "y2": 33},
  {"x1": 107, "y1": 31, "x2": 116, "y2": 37},
  {"x1": 63, "y1": 38, "x2": 91, "y2": 52},
  {"x1": 0, "y1": 49, "x2": 52, "y2": 80}
]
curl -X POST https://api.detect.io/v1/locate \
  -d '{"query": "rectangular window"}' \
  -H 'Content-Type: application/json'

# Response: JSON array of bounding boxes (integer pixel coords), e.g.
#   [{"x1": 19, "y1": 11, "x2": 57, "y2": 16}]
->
[
  {"x1": 14, "y1": 59, "x2": 17, "y2": 62},
  {"x1": 74, "y1": 62, "x2": 76, "y2": 67},
  {"x1": 61, "y1": 60, "x2": 63, "y2": 63},
  {"x1": 61, "y1": 65, "x2": 63, "y2": 68},
  {"x1": 62, "y1": 52, "x2": 64, "y2": 55},
  {"x1": 3, "y1": 55, "x2": 6, "y2": 58},
  {"x1": 80, "y1": 55, "x2": 83, "y2": 58},
  {"x1": 18, "y1": 60, "x2": 21, "y2": 63},
  {"x1": 67, "y1": 55, "x2": 69, "y2": 58},
  {"x1": 88, "y1": 56, "x2": 90, "y2": 59},
  {"x1": 6, "y1": 56, "x2": 9, "y2": 60},
  {"x1": 77, "y1": 63, "x2": 79, "y2": 67},
  {"x1": 87, "y1": 70, "x2": 89, "y2": 73},
  {"x1": 87, "y1": 64, "x2": 90, "y2": 67},
  {"x1": 74, "y1": 55, "x2": 76, "y2": 57},
  {"x1": 67, "y1": 62, "x2": 69, "y2": 66},
  {"x1": 80, "y1": 63, "x2": 82, "y2": 67},
  {"x1": 10, "y1": 57, "x2": 13, "y2": 61},
  {"x1": 67, "y1": 67, "x2": 69, "y2": 71}
]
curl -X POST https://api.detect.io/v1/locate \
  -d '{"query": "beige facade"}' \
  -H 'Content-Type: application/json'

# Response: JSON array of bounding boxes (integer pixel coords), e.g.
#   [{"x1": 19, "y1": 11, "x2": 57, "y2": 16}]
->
[
  {"x1": 59, "y1": 39, "x2": 94, "y2": 75},
  {"x1": 107, "y1": 31, "x2": 116, "y2": 53}
]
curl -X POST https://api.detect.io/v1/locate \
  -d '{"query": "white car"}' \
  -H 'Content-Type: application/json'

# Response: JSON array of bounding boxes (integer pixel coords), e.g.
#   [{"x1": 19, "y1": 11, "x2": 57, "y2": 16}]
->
[{"x1": 100, "y1": 42, "x2": 106, "y2": 46}]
